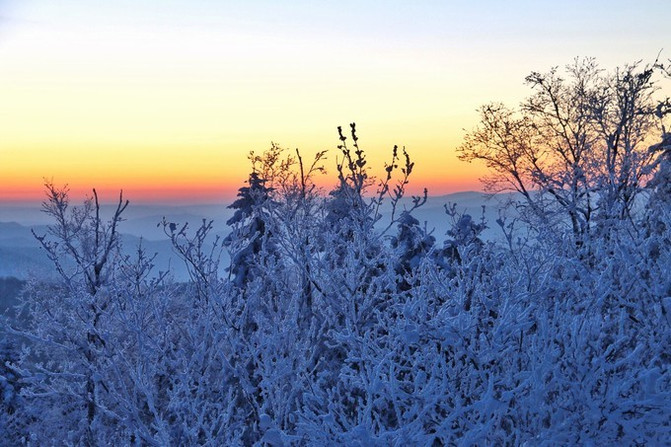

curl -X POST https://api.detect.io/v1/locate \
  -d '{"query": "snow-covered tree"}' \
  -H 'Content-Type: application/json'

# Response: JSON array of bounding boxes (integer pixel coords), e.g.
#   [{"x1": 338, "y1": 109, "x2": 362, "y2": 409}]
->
[
  {"x1": 225, "y1": 172, "x2": 275, "y2": 289},
  {"x1": 390, "y1": 211, "x2": 435, "y2": 290}
]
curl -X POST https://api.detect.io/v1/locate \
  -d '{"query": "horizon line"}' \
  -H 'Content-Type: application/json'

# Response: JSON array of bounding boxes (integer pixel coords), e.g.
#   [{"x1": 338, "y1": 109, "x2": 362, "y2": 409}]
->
[{"x1": 0, "y1": 189, "x2": 490, "y2": 207}]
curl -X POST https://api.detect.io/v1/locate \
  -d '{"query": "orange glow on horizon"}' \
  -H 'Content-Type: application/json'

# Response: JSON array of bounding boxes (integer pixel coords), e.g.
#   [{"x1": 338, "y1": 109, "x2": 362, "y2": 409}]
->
[
  {"x1": 0, "y1": 152, "x2": 486, "y2": 204},
  {"x1": 1, "y1": 2, "x2": 666, "y2": 206},
  {"x1": 1, "y1": 130, "x2": 489, "y2": 204}
]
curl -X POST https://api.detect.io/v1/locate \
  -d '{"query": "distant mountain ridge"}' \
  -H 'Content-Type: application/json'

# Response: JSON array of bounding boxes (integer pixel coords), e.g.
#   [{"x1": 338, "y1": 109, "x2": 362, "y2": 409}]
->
[{"x1": 0, "y1": 191, "x2": 509, "y2": 281}]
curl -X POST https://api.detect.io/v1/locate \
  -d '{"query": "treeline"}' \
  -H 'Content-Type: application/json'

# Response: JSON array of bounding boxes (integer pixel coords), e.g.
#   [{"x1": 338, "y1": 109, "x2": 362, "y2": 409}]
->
[{"x1": 1, "y1": 58, "x2": 670, "y2": 445}]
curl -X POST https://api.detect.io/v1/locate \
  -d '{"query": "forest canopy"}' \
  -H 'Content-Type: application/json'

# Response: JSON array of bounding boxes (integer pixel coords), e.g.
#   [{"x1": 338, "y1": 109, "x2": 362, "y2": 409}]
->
[{"x1": 1, "y1": 58, "x2": 670, "y2": 445}]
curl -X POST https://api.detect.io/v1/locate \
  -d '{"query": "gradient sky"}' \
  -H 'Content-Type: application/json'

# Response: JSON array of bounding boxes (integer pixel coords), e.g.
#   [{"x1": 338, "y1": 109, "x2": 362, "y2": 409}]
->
[{"x1": 1, "y1": 0, "x2": 669, "y2": 203}]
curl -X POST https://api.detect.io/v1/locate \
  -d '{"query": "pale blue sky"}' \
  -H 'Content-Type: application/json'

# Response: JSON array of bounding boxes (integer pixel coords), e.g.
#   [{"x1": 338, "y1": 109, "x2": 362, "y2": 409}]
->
[{"x1": 3, "y1": 1, "x2": 668, "y2": 66}]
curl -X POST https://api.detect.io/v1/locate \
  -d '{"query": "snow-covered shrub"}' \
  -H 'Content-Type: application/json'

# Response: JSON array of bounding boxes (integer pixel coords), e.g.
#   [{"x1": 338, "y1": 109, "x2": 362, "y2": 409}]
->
[{"x1": 4, "y1": 115, "x2": 670, "y2": 444}]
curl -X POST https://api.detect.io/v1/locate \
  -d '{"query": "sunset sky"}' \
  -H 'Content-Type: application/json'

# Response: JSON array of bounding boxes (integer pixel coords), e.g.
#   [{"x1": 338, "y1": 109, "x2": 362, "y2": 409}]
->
[{"x1": 1, "y1": 0, "x2": 669, "y2": 203}]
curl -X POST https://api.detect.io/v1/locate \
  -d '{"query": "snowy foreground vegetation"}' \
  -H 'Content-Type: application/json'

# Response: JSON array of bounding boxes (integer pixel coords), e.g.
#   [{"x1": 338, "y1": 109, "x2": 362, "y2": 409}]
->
[{"x1": 2, "y1": 59, "x2": 671, "y2": 445}]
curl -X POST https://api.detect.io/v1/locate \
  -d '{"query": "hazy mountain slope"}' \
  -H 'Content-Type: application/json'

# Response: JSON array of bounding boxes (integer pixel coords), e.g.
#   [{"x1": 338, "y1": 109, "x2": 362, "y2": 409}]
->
[{"x1": 0, "y1": 192, "x2": 515, "y2": 281}]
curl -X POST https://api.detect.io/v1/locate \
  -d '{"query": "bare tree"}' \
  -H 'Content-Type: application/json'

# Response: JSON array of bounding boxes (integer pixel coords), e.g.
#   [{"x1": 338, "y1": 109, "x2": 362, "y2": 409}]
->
[
  {"x1": 30, "y1": 183, "x2": 129, "y2": 443},
  {"x1": 32, "y1": 182, "x2": 129, "y2": 295},
  {"x1": 459, "y1": 58, "x2": 666, "y2": 247}
]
